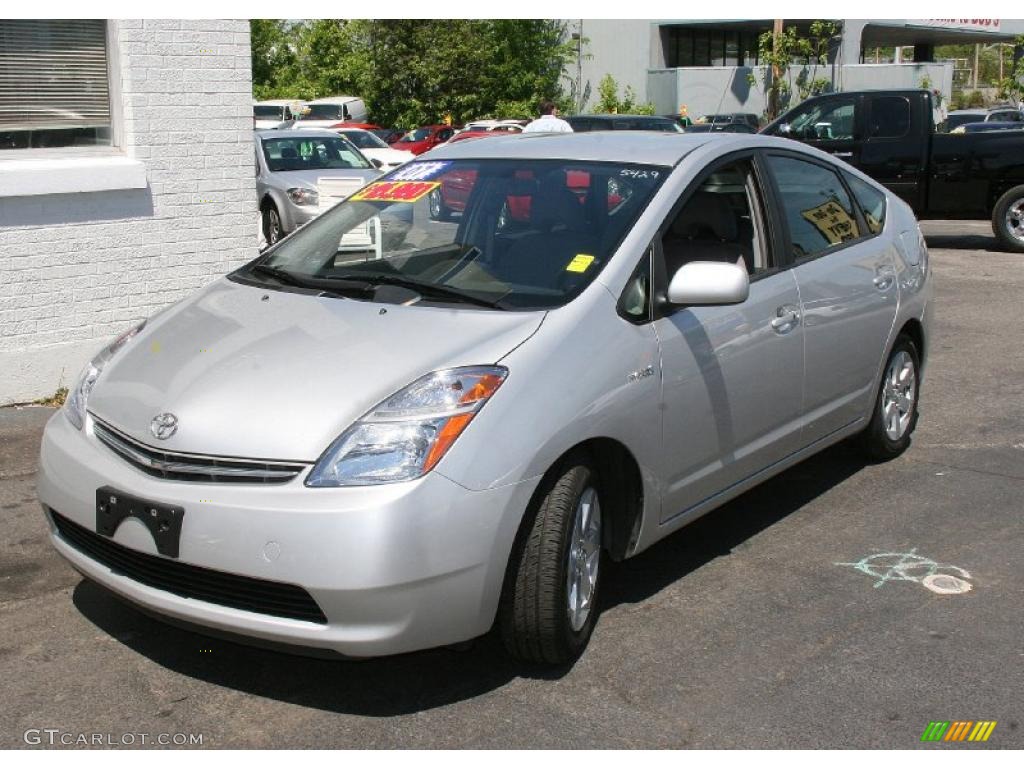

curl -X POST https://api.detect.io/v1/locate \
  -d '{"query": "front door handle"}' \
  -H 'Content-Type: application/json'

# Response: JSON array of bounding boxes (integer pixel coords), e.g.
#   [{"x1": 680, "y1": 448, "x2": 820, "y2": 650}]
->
[
  {"x1": 771, "y1": 305, "x2": 801, "y2": 334},
  {"x1": 831, "y1": 151, "x2": 853, "y2": 158}
]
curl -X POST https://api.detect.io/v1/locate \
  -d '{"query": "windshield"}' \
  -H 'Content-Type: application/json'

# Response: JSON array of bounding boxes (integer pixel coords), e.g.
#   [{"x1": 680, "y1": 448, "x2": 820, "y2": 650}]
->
[
  {"x1": 261, "y1": 136, "x2": 373, "y2": 172},
  {"x1": 254, "y1": 106, "x2": 284, "y2": 119},
  {"x1": 945, "y1": 113, "x2": 985, "y2": 131},
  {"x1": 299, "y1": 104, "x2": 347, "y2": 121},
  {"x1": 244, "y1": 158, "x2": 667, "y2": 310},
  {"x1": 340, "y1": 130, "x2": 388, "y2": 149},
  {"x1": 400, "y1": 128, "x2": 433, "y2": 142}
]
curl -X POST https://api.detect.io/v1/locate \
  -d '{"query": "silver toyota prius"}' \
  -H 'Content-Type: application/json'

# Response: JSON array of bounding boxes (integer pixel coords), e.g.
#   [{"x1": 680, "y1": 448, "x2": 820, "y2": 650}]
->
[{"x1": 38, "y1": 132, "x2": 933, "y2": 665}]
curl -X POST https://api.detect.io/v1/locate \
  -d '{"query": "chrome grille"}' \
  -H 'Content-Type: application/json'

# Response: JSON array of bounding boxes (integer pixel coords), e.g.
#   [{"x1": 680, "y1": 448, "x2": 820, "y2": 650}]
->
[{"x1": 91, "y1": 418, "x2": 307, "y2": 484}]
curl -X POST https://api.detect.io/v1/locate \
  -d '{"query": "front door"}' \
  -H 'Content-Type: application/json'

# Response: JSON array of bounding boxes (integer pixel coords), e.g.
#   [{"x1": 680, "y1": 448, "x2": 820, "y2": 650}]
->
[{"x1": 654, "y1": 155, "x2": 805, "y2": 522}]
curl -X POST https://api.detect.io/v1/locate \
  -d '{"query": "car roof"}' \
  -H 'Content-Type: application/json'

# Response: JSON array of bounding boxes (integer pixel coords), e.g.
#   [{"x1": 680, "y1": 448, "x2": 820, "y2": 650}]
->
[
  {"x1": 426, "y1": 131, "x2": 726, "y2": 165},
  {"x1": 306, "y1": 96, "x2": 360, "y2": 104},
  {"x1": 949, "y1": 109, "x2": 988, "y2": 115},
  {"x1": 570, "y1": 114, "x2": 674, "y2": 121},
  {"x1": 254, "y1": 99, "x2": 302, "y2": 106},
  {"x1": 255, "y1": 128, "x2": 346, "y2": 139}
]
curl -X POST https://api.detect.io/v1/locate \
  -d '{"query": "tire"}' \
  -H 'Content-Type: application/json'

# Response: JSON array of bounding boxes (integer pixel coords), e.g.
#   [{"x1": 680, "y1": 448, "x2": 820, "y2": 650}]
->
[
  {"x1": 499, "y1": 456, "x2": 604, "y2": 665},
  {"x1": 991, "y1": 185, "x2": 1024, "y2": 253},
  {"x1": 428, "y1": 188, "x2": 450, "y2": 221},
  {"x1": 857, "y1": 335, "x2": 921, "y2": 461},
  {"x1": 262, "y1": 203, "x2": 284, "y2": 246}
]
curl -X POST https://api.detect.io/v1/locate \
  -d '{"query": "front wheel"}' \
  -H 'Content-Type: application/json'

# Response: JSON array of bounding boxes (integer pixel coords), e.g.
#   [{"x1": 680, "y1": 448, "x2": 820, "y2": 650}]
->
[
  {"x1": 857, "y1": 335, "x2": 921, "y2": 461},
  {"x1": 499, "y1": 457, "x2": 603, "y2": 665},
  {"x1": 262, "y1": 203, "x2": 284, "y2": 246},
  {"x1": 428, "y1": 188, "x2": 450, "y2": 221},
  {"x1": 992, "y1": 185, "x2": 1024, "y2": 253}
]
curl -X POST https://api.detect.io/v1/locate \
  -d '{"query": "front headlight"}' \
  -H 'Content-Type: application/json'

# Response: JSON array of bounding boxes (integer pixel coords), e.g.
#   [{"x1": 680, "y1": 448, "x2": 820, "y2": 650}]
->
[
  {"x1": 306, "y1": 366, "x2": 507, "y2": 487},
  {"x1": 64, "y1": 321, "x2": 146, "y2": 430},
  {"x1": 287, "y1": 187, "x2": 319, "y2": 206}
]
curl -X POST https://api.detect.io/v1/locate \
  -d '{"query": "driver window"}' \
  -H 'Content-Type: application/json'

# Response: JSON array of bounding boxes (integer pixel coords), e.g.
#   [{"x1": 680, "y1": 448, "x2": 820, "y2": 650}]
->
[
  {"x1": 788, "y1": 98, "x2": 855, "y2": 141},
  {"x1": 660, "y1": 159, "x2": 771, "y2": 279}
]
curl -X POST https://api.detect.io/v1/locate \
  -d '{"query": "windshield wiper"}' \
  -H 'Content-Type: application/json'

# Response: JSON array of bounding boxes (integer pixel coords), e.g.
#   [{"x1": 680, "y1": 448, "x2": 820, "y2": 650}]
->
[
  {"x1": 250, "y1": 264, "x2": 373, "y2": 296},
  {"x1": 340, "y1": 273, "x2": 508, "y2": 310}
]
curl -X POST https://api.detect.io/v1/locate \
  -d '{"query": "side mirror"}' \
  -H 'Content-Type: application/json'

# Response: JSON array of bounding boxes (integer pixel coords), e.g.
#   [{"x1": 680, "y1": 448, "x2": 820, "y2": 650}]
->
[
  {"x1": 666, "y1": 261, "x2": 749, "y2": 307},
  {"x1": 371, "y1": 158, "x2": 384, "y2": 169}
]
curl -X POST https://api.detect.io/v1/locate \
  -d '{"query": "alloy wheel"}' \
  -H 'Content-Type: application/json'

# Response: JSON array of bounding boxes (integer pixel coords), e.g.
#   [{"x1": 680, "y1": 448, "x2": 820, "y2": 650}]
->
[
  {"x1": 566, "y1": 486, "x2": 601, "y2": 632},
  {"x1": 1005, "y1": 197, "x2": 1024, "y2": 245},
  {"x1": 882, "y1": 350, "x2": 916, "y2": 441}
]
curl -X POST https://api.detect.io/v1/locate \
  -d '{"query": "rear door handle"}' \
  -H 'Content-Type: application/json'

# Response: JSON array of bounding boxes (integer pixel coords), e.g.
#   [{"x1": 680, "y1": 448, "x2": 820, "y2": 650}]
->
[{"x1": 771, "y1": 305, "x2": 801, "y2": 334}]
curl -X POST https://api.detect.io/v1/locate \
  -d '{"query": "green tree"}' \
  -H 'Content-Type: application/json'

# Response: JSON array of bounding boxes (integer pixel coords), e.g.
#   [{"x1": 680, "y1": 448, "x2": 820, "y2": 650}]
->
[
  {"x1": 593, "y1": 74, "x2": 655, "y2": 115},
  {"x1": 250, "y1": 20, "x2": 579, "y2": 127},
  {"x1": 997, "y1": 36, "x2": 1024, "y2": 106},
  {"x1": 749, "y1": 20, "x2": 839, "y2": 120}
]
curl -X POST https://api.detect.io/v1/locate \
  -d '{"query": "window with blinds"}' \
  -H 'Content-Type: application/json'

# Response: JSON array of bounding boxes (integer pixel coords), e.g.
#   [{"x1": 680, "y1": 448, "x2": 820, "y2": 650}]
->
[{"x1": 0, "y1": 19, "x2": 112, "y2": 150}]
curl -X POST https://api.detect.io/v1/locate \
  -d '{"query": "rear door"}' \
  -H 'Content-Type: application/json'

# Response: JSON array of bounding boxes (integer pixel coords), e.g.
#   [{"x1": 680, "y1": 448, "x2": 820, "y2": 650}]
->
[{"x1": 763, "y1": 152, "x2": 899, "y2": 444}]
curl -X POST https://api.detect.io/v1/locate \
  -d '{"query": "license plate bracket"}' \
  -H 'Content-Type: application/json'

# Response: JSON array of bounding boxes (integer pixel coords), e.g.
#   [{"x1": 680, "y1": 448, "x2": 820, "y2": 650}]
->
[{"x1": 95, "y1": 486, "x2": 184, "y2": 558}]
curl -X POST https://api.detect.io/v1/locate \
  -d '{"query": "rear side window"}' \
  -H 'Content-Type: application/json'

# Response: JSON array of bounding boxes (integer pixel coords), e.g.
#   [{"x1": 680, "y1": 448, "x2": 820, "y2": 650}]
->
[
  {"x1": 767, "y1": 155, "x2": 861, "y2": 259},
  {"x1": 844, "y1": 173, "x2": 886, "y2": 235},
  {"x1": 870, "y1": 96, "x2": 910, "y2": 138}
]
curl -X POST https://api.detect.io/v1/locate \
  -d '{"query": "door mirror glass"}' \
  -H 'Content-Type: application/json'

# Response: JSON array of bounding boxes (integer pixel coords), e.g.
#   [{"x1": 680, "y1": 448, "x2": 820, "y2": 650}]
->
[{"x1": 667, "y1": 261, "x2": 749, "y2": 306}]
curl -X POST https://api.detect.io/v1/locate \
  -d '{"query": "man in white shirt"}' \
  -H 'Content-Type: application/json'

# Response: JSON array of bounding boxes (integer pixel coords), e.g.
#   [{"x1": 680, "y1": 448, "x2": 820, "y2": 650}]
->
[{"x1": 523, "y1": 100, "x2": 573, "y2": 133}]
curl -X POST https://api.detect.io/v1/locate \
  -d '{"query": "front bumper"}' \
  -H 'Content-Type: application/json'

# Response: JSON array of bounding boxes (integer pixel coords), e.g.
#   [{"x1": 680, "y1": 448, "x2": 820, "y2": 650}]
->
[{"x1": 38, "y1": 411, "x2": 536, "y2": 657}]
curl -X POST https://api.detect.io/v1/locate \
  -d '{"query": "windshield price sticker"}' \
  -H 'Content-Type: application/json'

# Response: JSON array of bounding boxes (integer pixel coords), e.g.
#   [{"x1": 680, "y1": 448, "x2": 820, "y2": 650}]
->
[
  {"x1": 350, "y1": 181, "x2": 441, "y2": 203},
  {"x1": 388, "y1": 161, "x2": 452, "y2": 181},
  {"x1": 566, "y1": 254, "x2": 596, "y2": 273}
]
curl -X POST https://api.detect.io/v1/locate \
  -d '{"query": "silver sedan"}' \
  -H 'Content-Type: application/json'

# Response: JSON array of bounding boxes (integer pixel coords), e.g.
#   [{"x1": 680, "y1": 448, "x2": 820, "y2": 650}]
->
[
  {"x1": 255, "y1": 128, "x2": 381, "y2": 246},
  {"x1": 39, "y1": 132, "x2": 932, "y2": 665}
]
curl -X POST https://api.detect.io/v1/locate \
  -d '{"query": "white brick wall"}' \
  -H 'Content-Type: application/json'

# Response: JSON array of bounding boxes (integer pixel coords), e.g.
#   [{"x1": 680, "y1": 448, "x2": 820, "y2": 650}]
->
[{"x1": 0, "y1": 19, "x2": 257, "y2": 405}]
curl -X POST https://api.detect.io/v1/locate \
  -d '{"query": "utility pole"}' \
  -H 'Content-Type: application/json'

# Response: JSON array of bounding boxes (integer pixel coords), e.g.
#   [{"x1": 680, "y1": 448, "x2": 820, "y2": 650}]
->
[
  {"x1": 771, "y1": 19, "x2": 783, "y2": 120},
  {"x1": 973, "y1": 44, "x2": 980, "y2": 90}
]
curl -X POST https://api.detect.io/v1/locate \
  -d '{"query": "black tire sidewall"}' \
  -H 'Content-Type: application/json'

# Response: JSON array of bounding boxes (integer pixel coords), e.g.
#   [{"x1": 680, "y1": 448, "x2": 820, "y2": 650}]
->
[
  {"x1": 992, "y1": 185, "x2": 1024, "y2": 253},
  {"x1": 556, "y1": 464, "x2": 603, "y2": 657}
]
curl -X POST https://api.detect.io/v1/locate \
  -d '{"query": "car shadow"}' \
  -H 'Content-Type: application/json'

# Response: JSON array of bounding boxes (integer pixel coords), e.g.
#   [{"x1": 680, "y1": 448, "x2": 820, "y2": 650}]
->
[
  {"x1": 923, "y1": 231, "x2": 998, "y2": 251},
  {"x1": 71, "y1": 440, "x2": 869, "y2": 717}
]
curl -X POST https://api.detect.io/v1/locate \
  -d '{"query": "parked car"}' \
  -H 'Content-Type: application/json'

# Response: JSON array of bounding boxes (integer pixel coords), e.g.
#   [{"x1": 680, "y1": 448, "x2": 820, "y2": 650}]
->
[
  {"x1": 459, "y1": 119, "x2": 527, "y2": 134},
  {"x1": 253, "y1": 99, "x2": 303, "y2": 130},
  {"x1": 390, "y1": 124, "x2": 458, "y2": 155},
  {"x1": 254, "y1": 129, "x2": 380, "y2": 246},
  {"x1": 566, "y1": 114, "x2": 684, "y2": 132},
  {"x1": 39, "y1": 132, "x2": 931, "y2": 665},
  {"x1": 696, "y1": 113, "x2": 761, "y2": 130},
  {"x1": 763, "y1": 89, "x2": 1024, "y2": 252},
  {"x1": 373, "y1": 128, "x2": 406, "y2": 145},
  {"x1": 944, "y1": 106, "x2": 1024, "y2": 132},
  {"x1": 332, "y1": 127, "x2": 415, "y2": 171},
  {"x1": 682, "y1": 122, "x2": 756, "y2": 134},
  {"x1": 294, "y1": 96, "x2": 369, "y2": 128},
  {"x1": 950, "y1": 120, "x2": 1024, "y2": 134}
]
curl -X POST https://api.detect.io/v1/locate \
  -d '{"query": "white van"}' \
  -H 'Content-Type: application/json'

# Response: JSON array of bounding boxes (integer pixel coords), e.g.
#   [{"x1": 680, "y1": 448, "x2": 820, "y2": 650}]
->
[
  {"x1": 253, "y1": 100, "x2": 303, "y2": 130},
  {"x1": 294, "y1": 96, "x2": 368, "y2": 128}
]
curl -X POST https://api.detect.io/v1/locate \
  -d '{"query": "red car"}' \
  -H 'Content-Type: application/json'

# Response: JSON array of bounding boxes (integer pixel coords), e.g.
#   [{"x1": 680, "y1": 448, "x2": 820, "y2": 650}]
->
[{"x1": 390, "y1": 124, "x2": 457, "y2": 155}]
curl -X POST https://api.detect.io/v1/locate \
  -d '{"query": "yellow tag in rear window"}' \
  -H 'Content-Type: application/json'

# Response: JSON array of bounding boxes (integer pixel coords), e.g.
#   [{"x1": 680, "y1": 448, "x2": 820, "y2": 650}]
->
[
  {"x1": 350, "y1": 181, "x2": 441, "y2": 203},
  {"x1": 566, "y1": 254, "x2": 596, "y2": 273}
]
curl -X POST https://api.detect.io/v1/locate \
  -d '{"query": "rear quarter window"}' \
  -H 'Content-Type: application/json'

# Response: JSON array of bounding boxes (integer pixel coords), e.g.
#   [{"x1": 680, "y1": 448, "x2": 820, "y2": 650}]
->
[{"x1": 844, "y1": 173, "x2": 887, "y2": 235}]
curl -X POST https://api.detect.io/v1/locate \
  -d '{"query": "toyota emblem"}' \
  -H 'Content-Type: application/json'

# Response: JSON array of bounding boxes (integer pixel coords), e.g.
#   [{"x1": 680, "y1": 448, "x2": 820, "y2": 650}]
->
[{"x1": 150, "y1": 413, "x2": 178, "y2": 440}]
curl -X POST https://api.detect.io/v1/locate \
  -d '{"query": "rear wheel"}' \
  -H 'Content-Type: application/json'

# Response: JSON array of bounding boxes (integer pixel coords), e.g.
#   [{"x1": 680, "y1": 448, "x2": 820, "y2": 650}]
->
[
  {"x1": 857, "y1": 335, "x2": 921, "y2": 460},
  {"x1": 992, "y1": 185, "x2": 1024, "y2": 253},
  {"x1": 499, "y1": 457, "x2": 603, "y2": 665}
]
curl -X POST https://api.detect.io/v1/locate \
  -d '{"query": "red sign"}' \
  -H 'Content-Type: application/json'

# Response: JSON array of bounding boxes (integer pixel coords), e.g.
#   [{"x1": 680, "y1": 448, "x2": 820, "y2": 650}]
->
[{"x1": 349, "y1": 181, "x2": 441, "y2": 203}]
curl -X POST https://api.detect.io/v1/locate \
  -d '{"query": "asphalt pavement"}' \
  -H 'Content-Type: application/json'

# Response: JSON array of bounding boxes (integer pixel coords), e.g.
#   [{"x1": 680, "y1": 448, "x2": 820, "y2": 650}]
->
[{"x1": 1, "y1": 219, "x2": 1021, "y2": 749}]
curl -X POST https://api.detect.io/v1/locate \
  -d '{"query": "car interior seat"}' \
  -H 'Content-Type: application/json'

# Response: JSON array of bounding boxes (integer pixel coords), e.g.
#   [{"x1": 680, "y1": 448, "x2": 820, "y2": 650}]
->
[{"x1": 662, "y1": 191, "x2": 748, "y2": 275}]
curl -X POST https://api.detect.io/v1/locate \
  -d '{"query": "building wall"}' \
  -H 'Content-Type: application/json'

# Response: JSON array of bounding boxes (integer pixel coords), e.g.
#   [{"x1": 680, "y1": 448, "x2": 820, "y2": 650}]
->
[
  {"x1": 577, "y1": 19, "x2": 656, "y2": 110},
  {"x1": 649, "y1": 62, "x2": 954, "y2": 118},
  {"x1": 0, "y1": 19, "x2": 257, "y2": 405}
]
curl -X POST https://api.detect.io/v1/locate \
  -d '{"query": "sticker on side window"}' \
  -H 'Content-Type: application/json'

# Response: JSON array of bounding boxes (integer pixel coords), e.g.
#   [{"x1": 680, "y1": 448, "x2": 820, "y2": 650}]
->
[
  {"x1": 387, "y1": 161, "x2": 452, "y2": 181},
  {"x1": 566, "y1": 254, "x2": 596, "y2": 273},
  {"x1": 349, "y1": 181, "x2": 441, "y2": 203}
]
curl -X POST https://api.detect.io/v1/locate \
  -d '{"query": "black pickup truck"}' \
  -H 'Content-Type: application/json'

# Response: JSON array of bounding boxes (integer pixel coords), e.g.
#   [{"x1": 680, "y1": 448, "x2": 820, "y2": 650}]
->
[{"x1": 763, "y1": 89, "x2": 1024, "y2": 252}]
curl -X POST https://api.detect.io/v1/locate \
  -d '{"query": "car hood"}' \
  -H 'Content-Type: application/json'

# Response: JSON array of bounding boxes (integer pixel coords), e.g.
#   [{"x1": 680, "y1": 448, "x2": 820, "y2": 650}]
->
[
  {"x1": 88, "y1": 279, "x2": 545, "y2": 461},
  {"x1": 268, "y1": 167, "x2": 379, "y2": 190}
]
